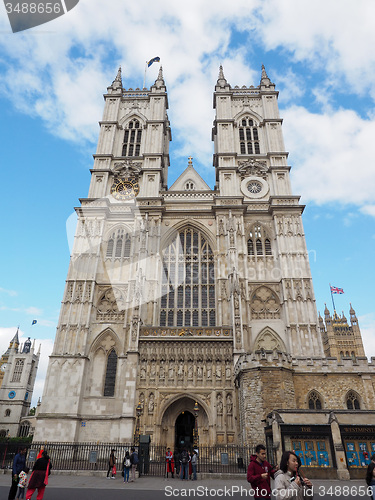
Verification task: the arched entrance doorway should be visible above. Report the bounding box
[175,411,194,449]
[159,395,210,448]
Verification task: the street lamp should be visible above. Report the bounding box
[134,402,143,446]
[193,401,199,448]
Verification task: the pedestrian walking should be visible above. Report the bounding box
[191,450,198,480]
[122,451,131,483]
[130,447,139,482]
[8,447,27,500]
[273,451,313,500]
[16,467,30,499]
[180,448,189,480]
[247,444,277,500]
[174,449,180,477]
[106,449,116,479]
[25,450,51,500]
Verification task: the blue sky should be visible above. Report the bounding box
[0,0,374,405]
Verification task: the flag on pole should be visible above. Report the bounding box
[330,286,344,294]
[147,56,160,67]
[32,319,37,325]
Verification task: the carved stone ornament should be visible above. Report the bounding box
[250,286,281,319]
[238,159,268,180]
[112,160,142,179]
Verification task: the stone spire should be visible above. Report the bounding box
[154,65,165,88]
[111,66,123,91]
[260,64,274,88]
[217,65,227,87]
[4,328,20,355]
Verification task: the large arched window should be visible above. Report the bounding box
[346,390,361,410]
[308,390,322,410]
[247,225,272,256]
[122,119,142,157]
[11,359,24,383]
[239,116,260,155]
[160,228,215,327]
[106,228,131,260]
[104,349,118,397]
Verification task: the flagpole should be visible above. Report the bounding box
[143,61,147,89]
[329,283,336,311]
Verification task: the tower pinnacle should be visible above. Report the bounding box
[260,64,274,88]
[111,66,123,91]
[154,65,165,88]
[216,65,228,88]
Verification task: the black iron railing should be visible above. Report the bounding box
[0,441,255,476]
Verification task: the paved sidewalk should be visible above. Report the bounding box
[0,471,365,490]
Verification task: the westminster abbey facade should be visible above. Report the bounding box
[35,65,375,479]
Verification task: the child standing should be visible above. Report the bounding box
[17,466,30,499]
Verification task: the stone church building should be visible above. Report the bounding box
[0,330,40,437]
[34,65,375,478]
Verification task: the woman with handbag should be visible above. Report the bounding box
[25,451,52,500]
[107,449,116,479]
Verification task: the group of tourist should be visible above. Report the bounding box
[8,447,51,500]
[106,447,139,482]
[165,447,198,480]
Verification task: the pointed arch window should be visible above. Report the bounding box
[239,117,260,155]
[308,390,322,410]
[18,421,31,437]
[122,119,142,157]
[160,228,215,327]
[185,181,195,191]
[247,225,272,257]
[346,391,361,410]
[104,349,117,397]
[105,229,131,260]
[11,359,24,383]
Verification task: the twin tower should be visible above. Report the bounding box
[33,65,374,479]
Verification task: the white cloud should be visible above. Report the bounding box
[358,313,375,359]
[0,287,17,297]
[361,205,375,217]
[283,106,375,210]
[25,307,43,316]
[254,0,375,96]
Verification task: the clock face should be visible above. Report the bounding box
[111,177,140,200]
[247,181,262,194]
[8,391,16,399]
[0,363,7,372]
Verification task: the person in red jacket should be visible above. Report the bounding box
[247,444,277,500]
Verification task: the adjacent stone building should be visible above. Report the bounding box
[0,330,40,437]
[34,65,375,478]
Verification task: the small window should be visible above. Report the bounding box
[247,239,254,255]
[185,181,195,191]
[308,391,322,410]
[346,391,361,410]
[5,409,11,417]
